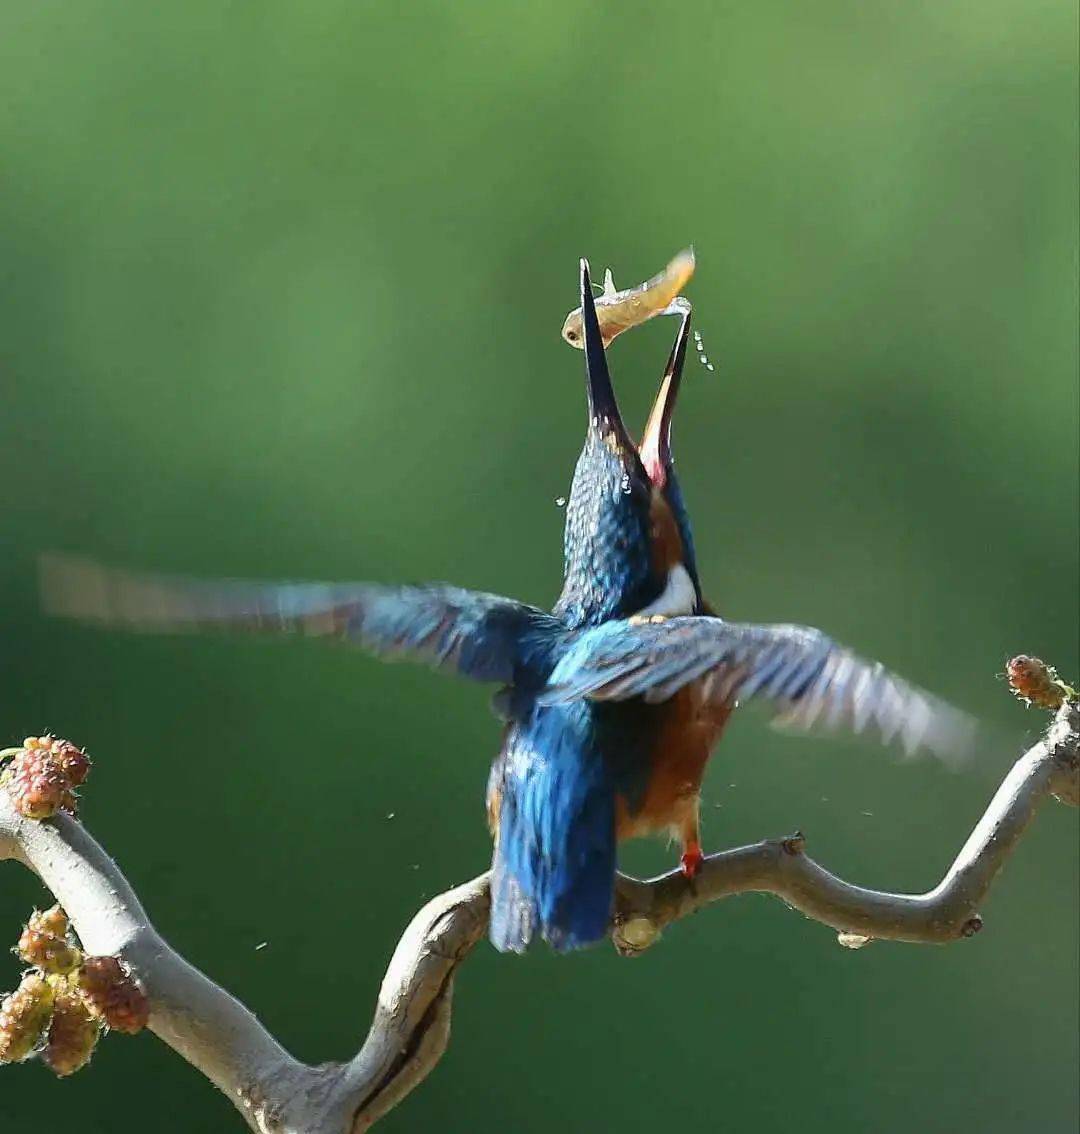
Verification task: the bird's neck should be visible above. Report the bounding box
[554,438,656,628]
[631,487,699,619]
[554,442,703,628]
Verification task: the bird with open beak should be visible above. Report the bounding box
[39,258,975,952]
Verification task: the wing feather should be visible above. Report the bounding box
[39,552,558,685]
[540,616,974,764]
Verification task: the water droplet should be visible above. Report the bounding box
[555,496,567,508]
[693,327,717,371]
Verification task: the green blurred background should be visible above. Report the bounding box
[1,2,1077,1131]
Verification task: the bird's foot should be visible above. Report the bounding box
[679,844,704,880]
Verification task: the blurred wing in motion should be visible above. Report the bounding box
[39,552,559,685]
[539,616,976,765]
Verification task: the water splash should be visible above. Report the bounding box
[692,328,716,372]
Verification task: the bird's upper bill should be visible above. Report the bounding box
[579,257,690,490]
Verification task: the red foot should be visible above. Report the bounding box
[680,844,704,879]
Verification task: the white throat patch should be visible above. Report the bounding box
[631,563,697,619]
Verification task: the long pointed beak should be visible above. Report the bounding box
[639,299,692,487]
[580,258,625,432]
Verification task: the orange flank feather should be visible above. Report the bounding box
[615,486,726,869]
[615,686,731,861]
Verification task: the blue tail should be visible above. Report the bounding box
[489,703,615,953]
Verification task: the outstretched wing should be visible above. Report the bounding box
[539,616,975,764]
[39,552,559,685]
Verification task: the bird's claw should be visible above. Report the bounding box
[680,844,704,880]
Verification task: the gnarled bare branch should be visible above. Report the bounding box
[1,702,1076,1132]
[613,700,1079,953]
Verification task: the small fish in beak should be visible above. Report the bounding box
[561,247,695,349]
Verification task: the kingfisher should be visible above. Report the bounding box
[40,259,973,952]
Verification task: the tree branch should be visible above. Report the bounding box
[613,700,1079,953]
[1,702,1076,1131]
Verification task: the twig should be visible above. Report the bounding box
[1,703,1076,1131]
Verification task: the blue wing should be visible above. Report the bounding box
[39,552,560,685]
[538,616,975,764]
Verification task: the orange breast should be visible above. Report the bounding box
[615,687,730,841]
